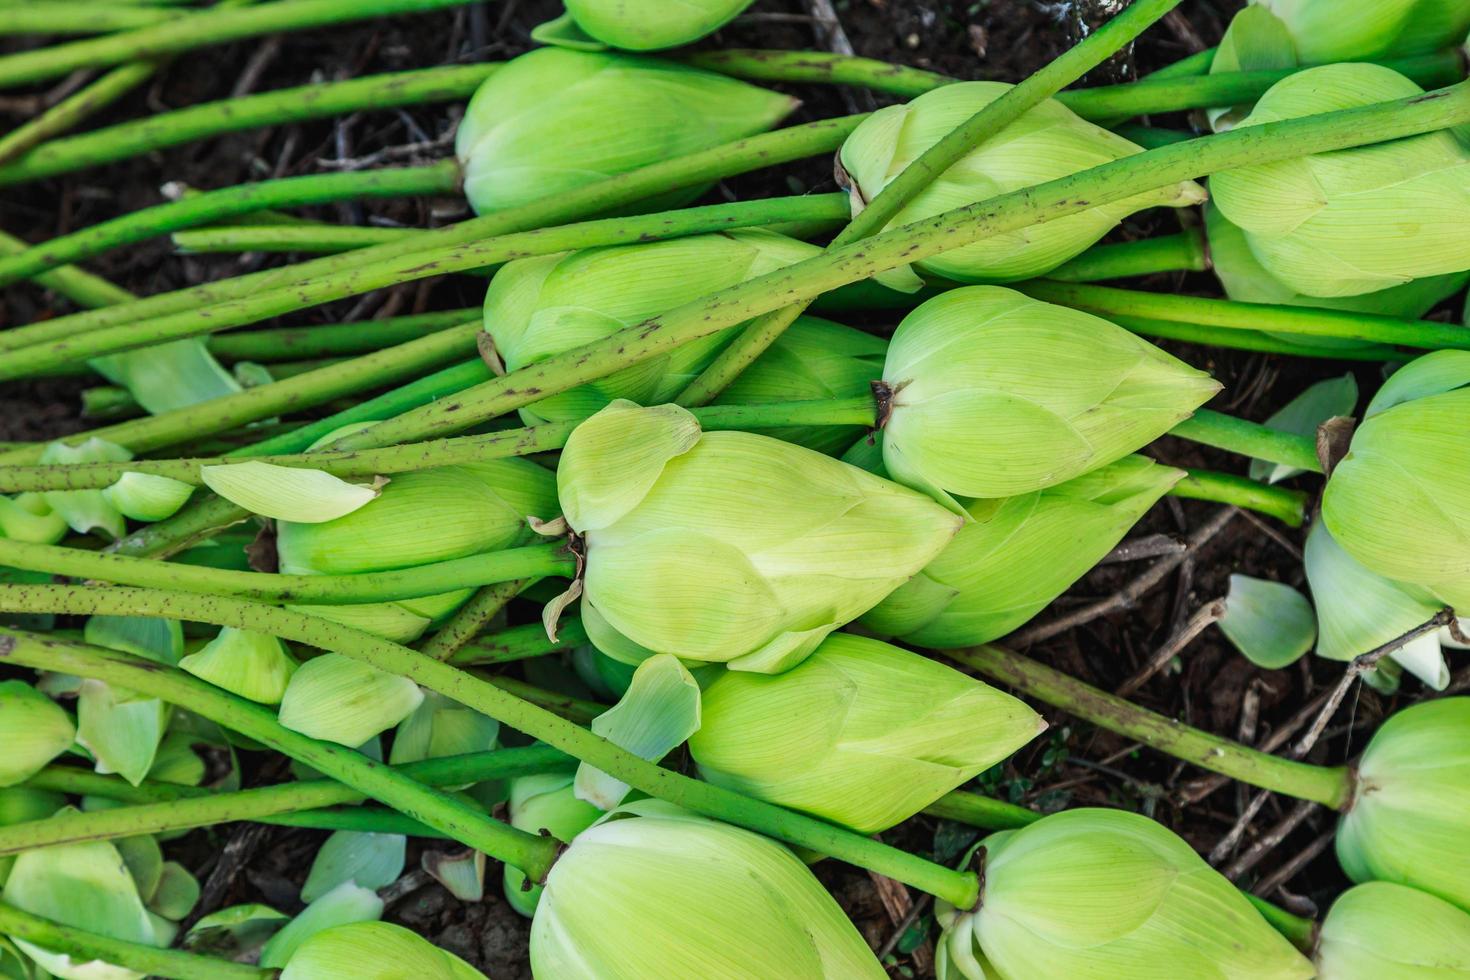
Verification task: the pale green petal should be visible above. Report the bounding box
[280,921,486,980]
[39,438,132,540]
[84,615,183,667]
[277,655,424,747]
[0,681,75,787]
[76,680,168,787]
[100,473,194,523]
[387,692,499,770]
[576,654,700,809]
[147,862,200,921]
[1218,574,1317,670]
[0,493,68,544]
[259,882,383,970]
[179,628,298,705]
[558,401,701,532]
[201,461,382,523]
[300,832,406,904]
[503,773,601,917]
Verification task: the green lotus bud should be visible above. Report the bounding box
[276,436,558,642]
[281,922,485,980]
[936,809,1314,979]
[838,82,1205,284]
[530,801,885,977]
[0,493,67,544]
[863,456,1182,646]
[547,0,754,51]
[455,48,796,214]
[1211,64,1470,299]
[178,628,298,705]
[712,315,887,455]
[1219,0,1470,70]
[559,401,960,673]
[1337,697,1470,909]
[502,772,602,917]
[879,287,1218,504]
[1316,881,1470,978]
[483,230,821,426]
[0,681,75,787]
[1322,352,1470,608]
[688,634,1041,832]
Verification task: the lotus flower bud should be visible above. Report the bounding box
[282,922,486,980]
[558,401,960,673]
[0,681,76,787]
[1321,352,1470,609]
[1217,0,1470,71]
[502,772,602,917]
[864,456,1182,646]
[1316,881,1470,978]
[455,48,796,214]
[483,230,821,425]
[276,435,558,642]
[547,0,753,50]
[1211,64,1470,299]
[879,287,1218,504]
[935,809,1314,979]
[688,634,1041,832]
[530,801,885,977]
[838,82,1205,284]
[1337,697,1470,909]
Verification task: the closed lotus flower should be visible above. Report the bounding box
[863,455,1182,646]
[456,48,795,214]
[530,801,885,978]
[838,81,1204,284]
[558,401,960,673]
[281,922,486,980]
[689,633,1042,832]
[879,286,1218,505]
[1315,882,1470,979]
[935,809,1314,979]
[1211,64,1470,298]
[550,0,754,50]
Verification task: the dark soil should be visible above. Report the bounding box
[4,2,1459,977]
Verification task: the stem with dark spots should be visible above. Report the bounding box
[450,617,590,666]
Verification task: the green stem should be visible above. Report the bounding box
[207,308,475,361]
[1246,895,1319,954]
[1115,314,1408,361]
[0,0,482,89]
[0,194,849,375]
[450,617,590,666]
[0,626,560,877]
[682,49,957,97]
[1018,279,1470,350]
[483,675,605,727]
[0,587,980,907]
[942,645,1354,810]
[1172,468,1307,526]
[1170,408,1321,473]
[0,901,267,980]
[0,63,156,165]
[416,580,527,661]
[346,79,1470,452]
[0,229,132,308]
[676,0,1185,407]
[919,790,1040,830]
[1115,124,1195,147]
[0,397,881,489]
[0,64,497,187]
[0,539,576,604]
[8,746,571,853]
[174,223,411,254]
[0,321,482,464]
[1145,45,1216,80]
[0,3,182,33]
[0,160,461,290]
[1047,227,1208,281]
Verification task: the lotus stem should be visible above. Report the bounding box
[416,581,527,660]
[0,586,982,907]
[7,746,571,854]
[1115,314,1407,361]
[449,617,591,666]
[0,228,132,308]
[0,901,268,980]
[683,49,958,97]
[0,64,498,187]
[0,63,157,165]
[0,3,183,34]
[1169,409,1321,473]
[1048,228,1208,281]
[0,626,561,878]
[1173,468,1308,526]
[0,0,487,89]
[942,644,1355,810]
[1018,279,1470,350]
[207,309,475,361]
[919,790,1041,829]
[1245,895,1319,953]
[0,160,461,287]
[174,223,413,254]
[677,0,1187,407]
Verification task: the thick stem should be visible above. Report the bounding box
[0,0,483,89]
[1172,468,1307,526]
[174,223,412,254]
[683,49,957,97]
[1245,895,1319,954]
[1170,409,1321,473]
[0,64,497,186]
[208,308,474,361]
[0,3,182,34]
[346,80,1470,451]
[0,587,980,907]
[0,539,576,604]
[0,627,560,877]
[1018,280,1470,350]
[0,228,132,308]
[9,746,571,853]
[0,322,482,464]
[0,63,156,165]
[942,645,1354,810]
[450,617,590,666]
[0,902,267,980]
[0,160,461,290]
[416,580,527,661]
[1047,228,1208,281]
[920,790,1040,830]
[676,0,1185,407]
[0,195,849,375]
[1114,314,1407,361]
[0,397,881,489]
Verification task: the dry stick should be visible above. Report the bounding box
[1222,798,1320,880]
[1099,533,1186,565]
[1114,597,1227,697]
[1011,507,1236,646]
[1252,830,1335,898]
[674,0,1186,406]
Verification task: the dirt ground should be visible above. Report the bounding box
[4,2,1460,976]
